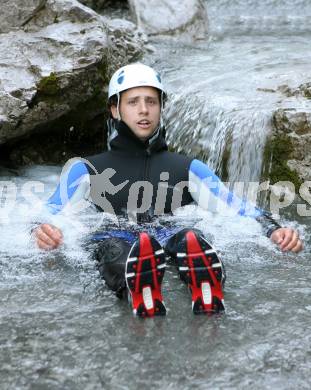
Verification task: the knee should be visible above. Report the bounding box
[94,238,130,295]
[94,238,130,264]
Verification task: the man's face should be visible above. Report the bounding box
[111,86,161,141]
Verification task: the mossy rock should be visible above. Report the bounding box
[263,134,303,191]
[37,72,60,96]
[97,60,111,86]
[300,83,311,99]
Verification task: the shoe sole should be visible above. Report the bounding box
[125,232,166,317]
[177,231,225,314]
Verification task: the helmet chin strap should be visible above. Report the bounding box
[147,125,161,145]
[106,118,118,150]
[160,90,164,128]
[116,92,122,121]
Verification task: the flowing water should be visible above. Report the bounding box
[1,1,311,389]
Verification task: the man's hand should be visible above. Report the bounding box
[270,228,303,253]
[34,224,63,251]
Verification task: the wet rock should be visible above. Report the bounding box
[276,84,293,97]
[0,0,45,33]
[277,82,311,99]
[128,0,208,40]
[273,109,311,136]
[0,0,145,164]
[256,88,276,93]
[263,108,311,184]
[107,18,148,67]
[299,83,311,99]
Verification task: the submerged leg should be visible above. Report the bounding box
[93,237,131,299]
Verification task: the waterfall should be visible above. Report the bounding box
[165,95,271,183]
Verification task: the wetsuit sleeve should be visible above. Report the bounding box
[45,159,90,216]
[188,159,281,237]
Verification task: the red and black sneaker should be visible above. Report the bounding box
[125,232,166,317]
[176,231,225,314]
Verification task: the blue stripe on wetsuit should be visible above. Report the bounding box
[46,160,89,214]
[92,230,137,244]
[189,159,263,218]
[92,226,181,246]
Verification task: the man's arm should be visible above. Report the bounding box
[188,159,303,253]
[33,158,90,250]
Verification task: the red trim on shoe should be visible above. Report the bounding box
[126,232,166,317]
[184,231,224,314]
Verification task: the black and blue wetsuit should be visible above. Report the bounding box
[43,120,281,294]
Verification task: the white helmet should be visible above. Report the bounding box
[108,63,166,100]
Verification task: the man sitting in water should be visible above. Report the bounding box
[33,63,303,317]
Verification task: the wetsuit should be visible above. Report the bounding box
[42,120,281,295]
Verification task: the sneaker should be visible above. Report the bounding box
[176,231,225,314]
[125,232,166,317]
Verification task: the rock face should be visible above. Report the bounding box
[0,0,45,33]
[266,83,311,187]
[0,0,145,165]
[260,82,311,187]
[271,107,311,182]
[128,0,208,40]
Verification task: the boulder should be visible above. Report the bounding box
[0,0,146,164]
[261,106,311,190]
[271,108,311,182]
[128,0,208,40]
[258,81,311,186]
